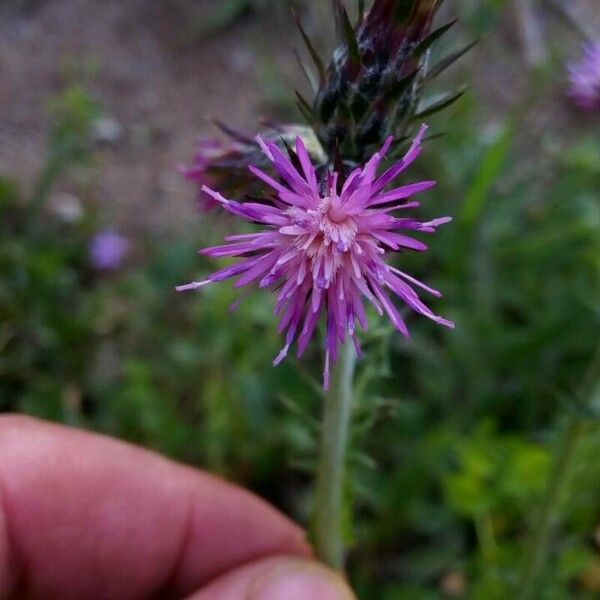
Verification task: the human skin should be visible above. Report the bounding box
[0,415,354,599]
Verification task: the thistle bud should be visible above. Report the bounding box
[181,125,325,211]
[303,0,469,163]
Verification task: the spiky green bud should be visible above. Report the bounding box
[298,0,470,164]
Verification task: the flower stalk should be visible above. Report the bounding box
[312,341,357,570]
[518,348,599,599]
[178,0,468,576]
[516,416,588,600]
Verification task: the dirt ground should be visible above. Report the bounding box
[0,0,303,230]
[0,0,596,231]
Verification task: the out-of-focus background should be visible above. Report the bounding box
[1,1,599,597]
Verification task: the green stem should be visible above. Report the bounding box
[514,0,547,68]
[517,416,588,600]
[548,0,596,42]
[475,513,498,560]
[312,341,357,570]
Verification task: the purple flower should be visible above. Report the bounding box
[181,127,326,213]
[568,42,600,112]
[180,138,253,211]
[178,125,454,388]
[89,230,130,270]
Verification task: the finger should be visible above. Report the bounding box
[187,556,355,600]
[0,415,310,600]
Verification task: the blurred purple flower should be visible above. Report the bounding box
[178,124,453,388]
[89,230,130,270]
[568,42,600,111]
[180,127,327,212]
[180,138,258,212]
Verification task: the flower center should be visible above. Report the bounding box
[326,202,347,224]
[317,196,357,252]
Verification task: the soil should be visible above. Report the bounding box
[0,0,303,230]
[0,0,596,231]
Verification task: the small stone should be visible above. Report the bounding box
[229,46,254,73]
[48,192,84,223]
[92,116,124,145]
[440,571,466,597]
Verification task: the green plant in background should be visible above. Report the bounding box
[0,83,100,421]
[30,84,101,218]
[184,0,293,40]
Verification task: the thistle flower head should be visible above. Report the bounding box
[181,126,327,211]
[178,125,453,388]
[305,0,468,163]
[568,42,600,112]
[180,137,258,211]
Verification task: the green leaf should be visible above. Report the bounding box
[292,9,325,81]
[212,119,254,144]
[434,0,448,13]
[383,69,420,105]
[0,177,19,209]
[281,138,305,177]
[460,123,513,226]
[184,0,252,39]
[333,0,361,65]
[427,40,478,80]
[390,0,414,23]
[357,0,365,23]
[412,19,457,57]
[295,90,317,125]
[293,48,319,93]
[410,87,466,120]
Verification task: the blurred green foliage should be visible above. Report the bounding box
[184,0,294,41]
[1,4,600,599]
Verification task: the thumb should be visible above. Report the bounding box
[188,556,356,600]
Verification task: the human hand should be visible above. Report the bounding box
[0,415,354,599]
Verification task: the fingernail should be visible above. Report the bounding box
[249,559,355,600]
